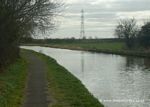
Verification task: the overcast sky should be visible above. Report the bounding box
[49,0,150,39]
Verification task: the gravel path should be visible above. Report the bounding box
[22,51,49,107]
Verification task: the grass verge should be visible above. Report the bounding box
[47,41,125,51]
[0,57,27,107]
[46,43,150,58]
[25,41,150,58]
[29,50,104,107]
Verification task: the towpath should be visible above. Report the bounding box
[22,51,50,107]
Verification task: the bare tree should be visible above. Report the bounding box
[0,0,63,70]
[115,18,139,48]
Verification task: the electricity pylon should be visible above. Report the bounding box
[80,9,85,39]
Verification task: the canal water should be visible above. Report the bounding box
[21,46,150,107]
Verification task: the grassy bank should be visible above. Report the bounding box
[0,58,27,107]
[23,38,125,51]
[46,41,125,51]
[24,39,150,57]
[30,50,104,107]
[46,43,150,57]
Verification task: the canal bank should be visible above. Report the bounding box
[22,44,150,58]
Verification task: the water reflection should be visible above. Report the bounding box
[21,46,150,107]
[125,56,150,71]
[80,51,85,79]
[143,59,150,71]
[81,51,85,73]
[125,57,145,71]
[117,56,150,107]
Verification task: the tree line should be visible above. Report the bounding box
[0,0,61,70]
[115,18,150,49]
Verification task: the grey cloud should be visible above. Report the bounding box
[52,0,150,38]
